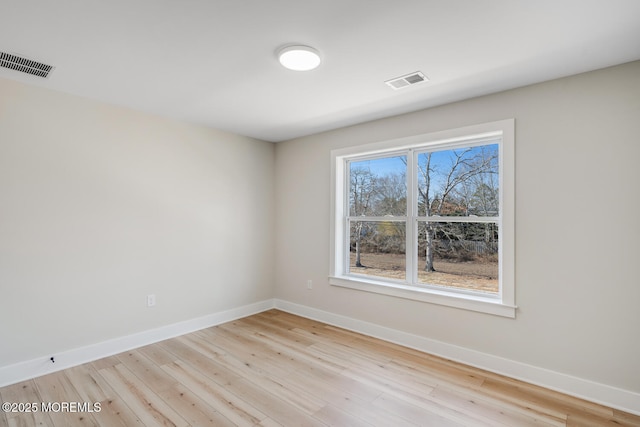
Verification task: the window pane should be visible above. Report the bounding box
[349,155,406,216]
[417,144,499,217]
[349,221,406,281]
[418,221,498,294]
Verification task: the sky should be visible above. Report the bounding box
[350,144,499,183]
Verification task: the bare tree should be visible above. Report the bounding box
[374,172,406,254]
[418,146,498,271]
[417,152,437,271]
[375,173,406,216]
[350,167,377,267]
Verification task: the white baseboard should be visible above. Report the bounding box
[274,299,640,416]
[0,299,275,387]
[2,297,638,416]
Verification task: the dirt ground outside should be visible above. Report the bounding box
[349,252,498,294]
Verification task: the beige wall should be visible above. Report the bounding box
[0,78,275,366]
[275,61,640,393]
[1,60,639,397]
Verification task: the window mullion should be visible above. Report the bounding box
[347,216,407,222]
[406,149,417,285]
[417,216,500,223]
[342,163,350,275]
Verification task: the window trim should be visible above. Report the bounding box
[329,119,516,318]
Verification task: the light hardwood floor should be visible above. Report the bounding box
[1,309,638,426]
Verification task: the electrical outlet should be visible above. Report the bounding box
[147,294,156,307]
[306,280,313,290]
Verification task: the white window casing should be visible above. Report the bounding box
[330,119,516,318]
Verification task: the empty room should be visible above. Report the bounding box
[1,1,639,425]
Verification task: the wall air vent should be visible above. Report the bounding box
[385,71,428,90]
[0,51,54,78]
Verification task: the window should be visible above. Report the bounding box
[330,120,515,317]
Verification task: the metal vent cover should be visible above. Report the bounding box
[0,51,54,78]
[385,71,428,90]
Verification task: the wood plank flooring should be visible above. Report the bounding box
[1,309,638,426]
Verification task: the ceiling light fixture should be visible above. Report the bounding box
[277,45,321,71]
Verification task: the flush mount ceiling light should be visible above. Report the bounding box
[277,45,321,71]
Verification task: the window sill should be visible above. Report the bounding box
[329,275,516,318]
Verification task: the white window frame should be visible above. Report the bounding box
[330,119,516,318]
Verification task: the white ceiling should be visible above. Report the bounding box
[2,0,640,142]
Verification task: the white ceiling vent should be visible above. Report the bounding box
[0,51,54,78]
[385,71,428,90]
